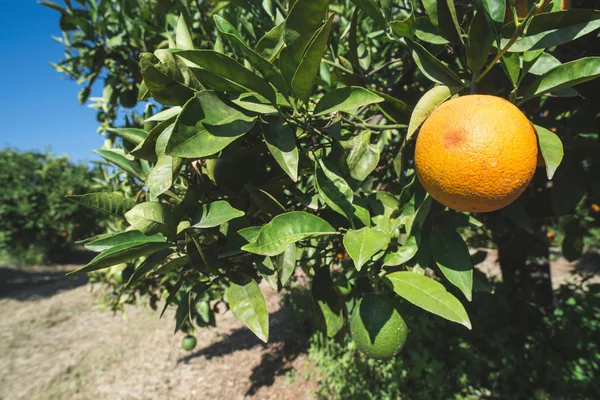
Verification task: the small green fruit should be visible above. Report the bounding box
[181,335,197,351]
[349,293,408,360]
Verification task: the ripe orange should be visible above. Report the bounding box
[414,95,538,213]
[591,204,600,213]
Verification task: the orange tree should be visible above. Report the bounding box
[47,0,600,355]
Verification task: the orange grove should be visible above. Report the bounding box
[414,95,538,213]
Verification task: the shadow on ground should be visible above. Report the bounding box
[0,266,88,300]
[179,306,310,396]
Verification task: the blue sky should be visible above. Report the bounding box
[0,1,104,163]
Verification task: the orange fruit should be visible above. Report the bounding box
[414,95,538,213]
[591,204,600,213]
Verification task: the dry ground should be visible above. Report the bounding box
[0,250,597,400]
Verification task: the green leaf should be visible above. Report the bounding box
[406,39,463,87]
[160,275,186,318]
[144,107,182,123]
[534,124,564,180]
[422,0,463,44]
[219,226,262,258]
[94,149,144,178]
[343,227,390,271]
[313,87,384,116]
[148,124,182,201]
[105,128,148,146]
[125,202,176,236]
[481,0,505,27]
[384,271,471,329]
[173,49,276,104]
[406,194,432,235]
[130,119,175,162]
[257,255,278,290]
[85,230,166,252]
[153,255,190,276]
[68,242,170,275]
[213,15,288,96]
[191,200,245,229]
[407,85,455,140]
[291,15,334,104]
[501,52,521,87]
[280,0,329,86]
[503,10,600,53]
[430,229,473,301]
[175,15,194,50]
[256,21,285,62]
[316,158,355,223]
[312,266,344,338]
[245,184,287,217]
[349,0,385,27]
[66,192,135,219]
[528,52,562,76]
[520,57,600,103]
[261,118,299,182]
[139,52,196,106]
[276,244,297,288]
[466,10,494,76]
[242,211,336,256]
[166,91,256,158]
[415,16,449,44]
[383,234,420,267]
[226,274,269,342]
[336,130,381,187]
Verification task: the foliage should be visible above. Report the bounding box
[46,0,600,362]
[304,282,600,400]
[0,149,105,266]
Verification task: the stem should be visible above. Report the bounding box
[345,120,407,130]
[474,34,519,84]
[321,58,359,77]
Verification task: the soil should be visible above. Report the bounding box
[0,250,597,400]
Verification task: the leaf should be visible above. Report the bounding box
[501,52,521,87]
[534,124,564,180]
[407,85,456,140]
[84,230,166,252]
[276,244,297,288]
[313,87,384,116]
[66,192,135,219]
[422,0,463,44]
[191,200,245,229]
[467,10,495,75]
[148,124,182,201]
[213,15,288,96]
[312,266,344,338]
[153,255,190,276]
[125,202,176,236]
[175,15,194,50]
[68,242,170,275]
[481,0,505,27]
[316,158,355,223]
[503,10,600,53]
[166,91,256,158]
[256,21,285,62]
[226,274,269,342]
[172,49,277,104]
[337,130,380,187]
[261,118,299,182]
[219,226,262,258]
[257,255,278,290]
[406,39,463,87]
[245,184,286,217]
[430,229,473,301]
[291,15,334,103]
[279,0,329,85]
[383,234,420,267]
[94,149,144,178]
[130,119,175,162]
[415,16,449,45]
[242,211,336,256]
[105,128,148,146]
[520,57,600,103]
[406,194,432,235]
[144,107,182,122]
[384,271,471,329]
[349,0,385,27]
[343,227,390,271]
[139,52,196,106]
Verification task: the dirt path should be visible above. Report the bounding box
[0,267,316,400]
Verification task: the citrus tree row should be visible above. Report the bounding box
[48,0,600,358]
